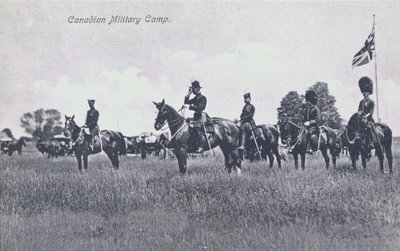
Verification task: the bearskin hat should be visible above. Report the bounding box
[305,90,318,105]
[358,76,373,94]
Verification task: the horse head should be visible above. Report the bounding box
[153,99,168,130]
[64,115,80,139]
[18,137,26,147]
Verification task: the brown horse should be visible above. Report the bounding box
[153,100,241,174]
[7,137,26,156]
[64,115,126,170]
[278,119,339,169]
[344,113,393,173]
[244,124,282,168]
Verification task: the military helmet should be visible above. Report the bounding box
[87,99,95,104]
[358,76,373,94]
[277,107,284,114]
[243,92,251,99]
[305,90,318,105]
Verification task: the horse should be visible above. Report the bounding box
[344,113,392,173]
[153,99,241,174]
[64,115,126,170]
[7,137,26,156]
[278,119,339,169]
[243,124,282,168]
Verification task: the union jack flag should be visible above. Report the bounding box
[352,27,375,68]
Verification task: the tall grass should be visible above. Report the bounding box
[1,143,400,250]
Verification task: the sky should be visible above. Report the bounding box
[1,1,400,137]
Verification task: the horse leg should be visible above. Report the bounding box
[361,151,367,171]
[350,151,357,171]
[220,146,232,172]
[231,148,242,176]
[321,148,330,169]
[267,151,274,168]
[385,145,393,174]
[293,153,299,170]
[76,154,82,171]
[331,148,337,168]
[83,154,88,170]
[175,147,187,174]
[272,146,282,168]
[301,152,306,170]
[375,145,384,173]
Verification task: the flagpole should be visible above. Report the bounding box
[373,14,380,122]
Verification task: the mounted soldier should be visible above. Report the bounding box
[303,90,320,154]
[83,99,99,151]
[238,92,265,151]
[183,80,207,153]
[357,76,376,157]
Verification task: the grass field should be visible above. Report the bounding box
[1,142,400,250]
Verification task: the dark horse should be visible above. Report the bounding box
[7,137,26,156]
[64,115,126,170]
[153,100,241,174]
[244,124,282,168]
[278,120,340,169]
[344,113,392,173]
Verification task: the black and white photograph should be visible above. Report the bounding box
[1,1,399,250]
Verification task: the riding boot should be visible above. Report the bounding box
[238,132,246,150]
[89,137,94,152]
[306,134,314,154]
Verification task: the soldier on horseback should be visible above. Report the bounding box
[238,92,265,151]
[184,80,207,153]
[303,90,320,154]
[83,99,99,152]
[357,76,376,157]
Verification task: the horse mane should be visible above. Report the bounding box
[347,113,359,129]
[164,104,182,118]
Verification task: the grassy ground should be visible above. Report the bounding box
[1,143,400,250]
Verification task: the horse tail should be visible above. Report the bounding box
[380,123,392,151]
[117,132,127,155]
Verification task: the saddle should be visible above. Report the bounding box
[187,112,215,133]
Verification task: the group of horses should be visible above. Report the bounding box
[61,100,393,175]
[36,138,72,158]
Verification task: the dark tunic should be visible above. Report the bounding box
[184,93,207,124]
[85,109,99,135]
[358,98,375,121]
[240,103,256,131]
[303,105,320,134]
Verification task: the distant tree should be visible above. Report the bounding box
[20,109,63,140]
[279,91,306,124]
[308,82,343,129]
[1,128,15,140]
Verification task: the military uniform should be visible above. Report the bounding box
[240,102,256,132]
[184,92,207,127]
[85,108,99,137]
[238,92,263,150]
[184,81,207,152]
[85,99,99,151]
[358,76,377,150]
[304,90,320,153]
[303,105,320,134]
[358,97,375,123]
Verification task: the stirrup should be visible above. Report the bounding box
[238,145,245,150]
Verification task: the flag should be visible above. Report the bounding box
[352,27,375,68]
